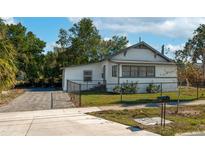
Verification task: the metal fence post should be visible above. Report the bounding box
[67,80,68,92]
[161,103,163,126]
[73,83,76,103]
[160,82,163,97]
[176,82,180,113]
[51,92,53,109]
[120,83,122,103]
[197,82,199,99]
[79,84,81,107]
[164,102,166,127]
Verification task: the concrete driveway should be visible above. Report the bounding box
[0,107,158,136]
[0,88,74,112]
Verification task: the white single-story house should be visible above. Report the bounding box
[62,41,178,93]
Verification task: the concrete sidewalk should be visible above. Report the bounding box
[99,99,205,111]
[0,107,158,136]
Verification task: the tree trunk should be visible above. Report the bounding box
[186,78,190,87]
[202,52,205,82]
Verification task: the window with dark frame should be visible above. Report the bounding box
[131,65,138,77]
[112,65,118,77]
[138,66,146,77]
[122,65,130,77]
[122,65,155,77]
[83,70,92,81]
[146,66,155,77]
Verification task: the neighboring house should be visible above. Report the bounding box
[62,41,178,92]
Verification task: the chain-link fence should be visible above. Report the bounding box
[67,80,205,107]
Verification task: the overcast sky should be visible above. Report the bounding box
[2,17,205,58]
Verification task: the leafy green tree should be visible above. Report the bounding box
[43,51,60,83]
[0,20,17,91]
[175,24,205,80]
[69,18,101,63]
[56,18,129,65]
[56,29,69,48]
[6,23,46,83]
[56,18,101,64]
[98,35,128,59]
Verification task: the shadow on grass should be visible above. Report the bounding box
[115,98,199,107]
[81,91,202,107]
[81,91,117,95]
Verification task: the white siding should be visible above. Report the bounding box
[62,62,103,91]
[106,64,178,92]
[156,65,177,77]
[107,78,178,93]
[106,61,119,84]
[112,48,167,62]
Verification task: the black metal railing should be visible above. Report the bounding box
[67,80,81,107]
[67,80,205,107]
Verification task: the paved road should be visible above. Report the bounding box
[0,88,74,112]
[0,107,158,136]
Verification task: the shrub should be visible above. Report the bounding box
[113,82,138,94]
[123,82,138,94]
[113,85,121,93]
[146,83,160,93]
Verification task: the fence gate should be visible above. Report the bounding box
[67,80,81,107]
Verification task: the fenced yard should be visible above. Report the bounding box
[81,86,205,106]
[67,80,205,107]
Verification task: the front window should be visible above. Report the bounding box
[122,65,155,78]
[138,66,146,77]
[83,70,92,81]
[130,66,138,77]
[122,65,130,77]
[146,66,155,77]
[112,65,118,77]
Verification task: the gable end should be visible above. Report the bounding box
[109,41,172,62]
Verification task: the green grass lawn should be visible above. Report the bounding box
[81,87,205,107]
[89,105,205,135]
[0,89,24,106]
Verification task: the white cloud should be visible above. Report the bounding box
[44,42,60,52]
[68,17,205,39]
[103,37,111,41]
[165,43,185,53]
[68,17,83,23]
[161,43,185,58]
[126,42,132,47]
[1,17,16,25]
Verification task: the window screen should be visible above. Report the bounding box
[121,65,155,77]
[130,66,138,77]
[112,65,117,77]
[83,70,92,81]
[122,65,130,77]
[146,66,155,77]
[138,66,146,77]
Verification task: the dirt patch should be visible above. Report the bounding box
[178,110,201,116]
[0,89,25,106]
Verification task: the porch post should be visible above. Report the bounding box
[117,63,120,85]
